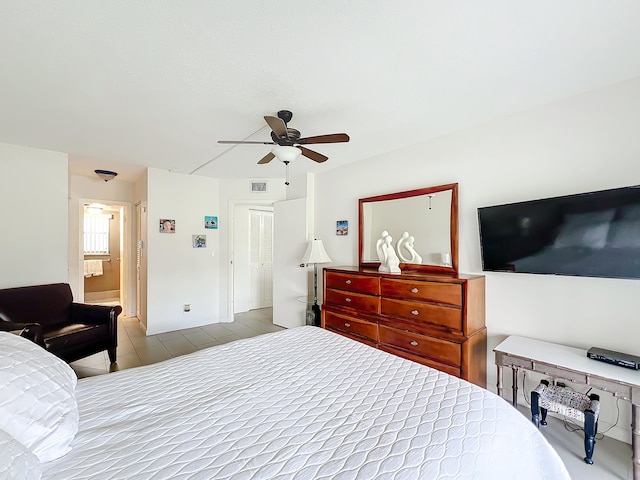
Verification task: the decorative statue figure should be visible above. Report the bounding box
[397,231,423,264]
[378,231,401,274]
[396,231,410,262]
[376,230,389,264]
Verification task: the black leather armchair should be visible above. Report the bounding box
[0,283,122,363]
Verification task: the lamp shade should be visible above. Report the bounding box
[300,239,332,265]
[272,146,302,163]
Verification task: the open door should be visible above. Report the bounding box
[272,198,309,329]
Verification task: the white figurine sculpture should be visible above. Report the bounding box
[396,231,423,264]
[377,230,401,274]
[376,230,389,264]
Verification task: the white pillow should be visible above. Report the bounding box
[0,332,79,462]
[0,429,42,480]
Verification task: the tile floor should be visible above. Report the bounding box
[70,307,282,378]
[518,404,632,480]
[71,307,632,479]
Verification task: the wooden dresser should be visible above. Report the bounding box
[322,266,487,387]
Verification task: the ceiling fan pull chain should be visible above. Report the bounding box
[284,161,290,186]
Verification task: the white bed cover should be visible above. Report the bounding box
[43,327,569,480]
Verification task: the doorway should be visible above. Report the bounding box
[78,199,131,315]
[248,208,273,310]
[229,202,275,320]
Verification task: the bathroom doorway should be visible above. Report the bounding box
[79,200,131,314]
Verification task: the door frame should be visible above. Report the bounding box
[227,200,275,322]
[77,198,133,316]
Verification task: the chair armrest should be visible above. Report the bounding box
[0,319,32,332]
[70,303,122,326]
[0,321,45,347]
[19,324,45,347]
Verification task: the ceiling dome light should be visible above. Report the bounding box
[95,169,118,182]
[271,146,301,163]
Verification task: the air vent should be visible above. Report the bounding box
[251,181,267,192]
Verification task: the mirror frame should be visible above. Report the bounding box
[358,183,459,274]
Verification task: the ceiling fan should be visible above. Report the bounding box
[217,110,350,165]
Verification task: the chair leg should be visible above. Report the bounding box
[584,409,597,465]
[532,380,550,427]
[531,390,541,428]
[108,347,116,364]
[540,407,548,426]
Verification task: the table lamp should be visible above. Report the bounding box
[300,239,332,326]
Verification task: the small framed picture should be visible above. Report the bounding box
[205,216,218,229]
[192,234,206,248]
[160,219,175,233]
[336,220,348,236]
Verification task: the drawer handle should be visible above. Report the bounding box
[345,280,352,284]
[345,298,352,303]
[411,288,419,293]
[344,323,351,328]
[411,310,419,316]
[410,341,419,346]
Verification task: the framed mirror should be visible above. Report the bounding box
[359,183,458,273]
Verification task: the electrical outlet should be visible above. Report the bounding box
[184,304,191,312]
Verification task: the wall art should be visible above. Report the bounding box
[192,234,206,248]
[160,218,175,233]
[205,216,218,229]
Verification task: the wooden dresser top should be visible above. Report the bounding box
[324,265,484,282]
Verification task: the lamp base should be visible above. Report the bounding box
[311,303,322,327]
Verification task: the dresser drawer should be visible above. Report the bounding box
[325,272,380,295]
[324,310,378,342]
[379,325,461,367]
[380,278,462,306]
[329,328,377,348]
[379,345,461,377]
[381,298,462,333]
[325,288,380,313]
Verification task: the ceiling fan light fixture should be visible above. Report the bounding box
[95,169,118,182]
[271,146,301,163]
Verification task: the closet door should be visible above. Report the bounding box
[249,210,273,309]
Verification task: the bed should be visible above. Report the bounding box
[1,327,569,480]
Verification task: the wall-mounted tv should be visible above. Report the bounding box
[478,186,640,280]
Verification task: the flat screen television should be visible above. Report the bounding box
[478,186,640,279]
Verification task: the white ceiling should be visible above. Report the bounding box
[1,1,640,182]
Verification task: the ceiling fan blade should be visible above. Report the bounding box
[257,152,276,164]
[218,140,275,145]
[296,133,350,145]
[299,146,328,163]
[264,116,288,138]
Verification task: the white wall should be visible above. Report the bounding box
[0,143,68,289]
[314,76,640,443]
[68,175,136,314]
[145,168,221,334]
